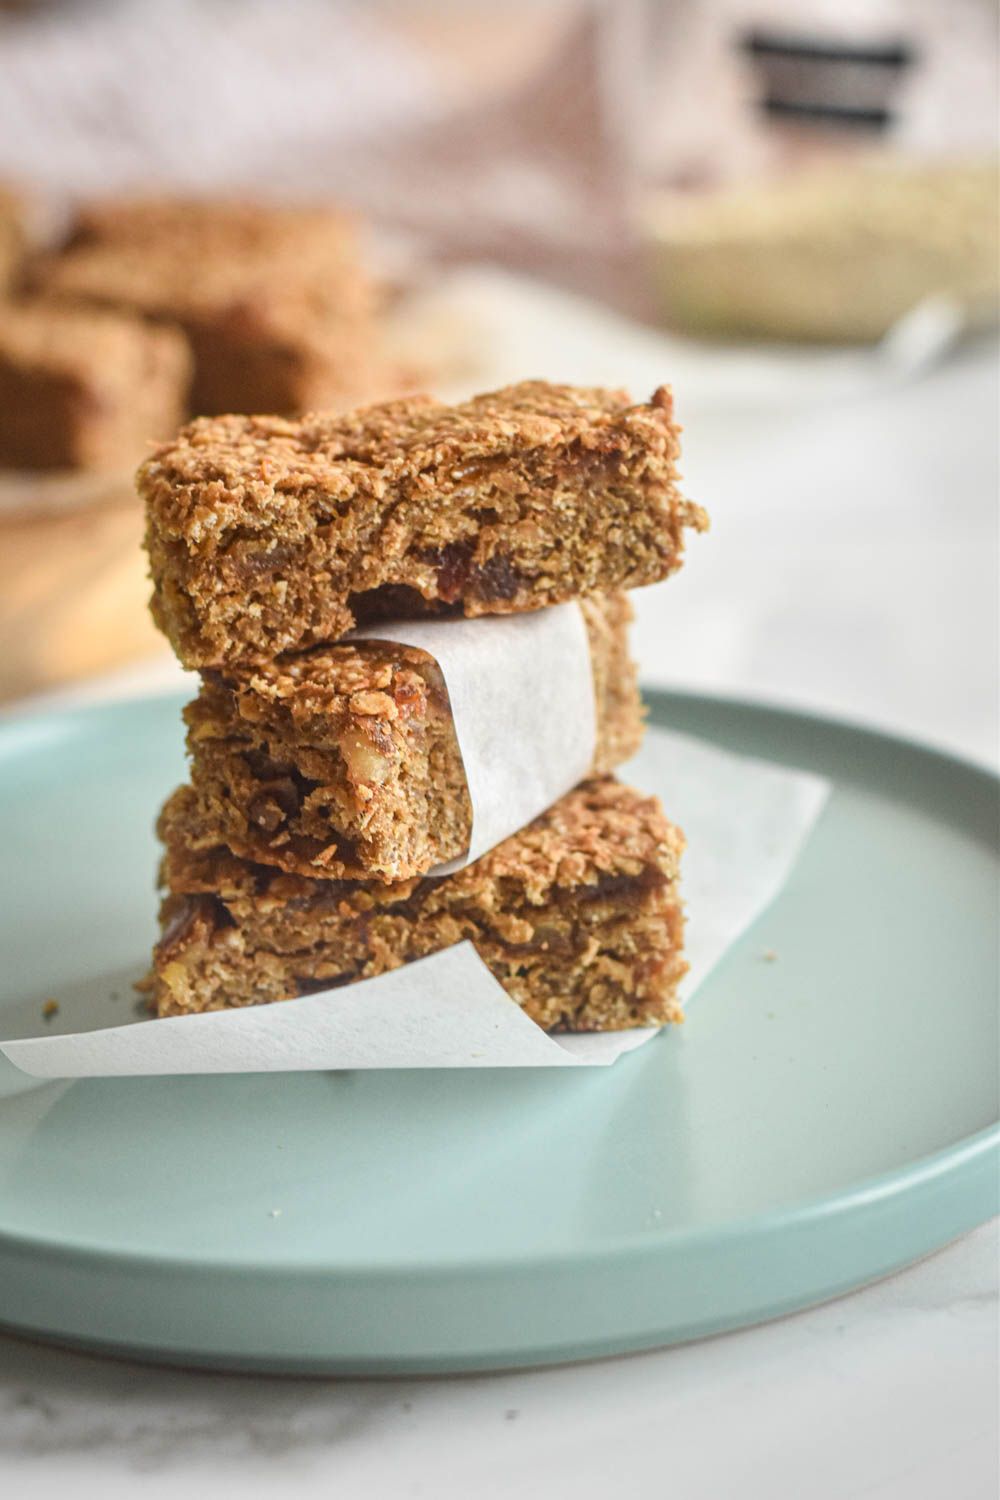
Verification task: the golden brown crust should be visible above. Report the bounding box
[146,776,687,1031]
[0,299,191,470]
[183,593,644,881]
[141,380,707,668]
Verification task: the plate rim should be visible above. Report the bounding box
[0,1117,995,1280]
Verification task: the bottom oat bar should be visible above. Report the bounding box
[145,777,687,1032]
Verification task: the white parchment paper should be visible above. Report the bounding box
[0,726,830,1078]
[366,604,596,872]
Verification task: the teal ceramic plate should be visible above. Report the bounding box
[0,690,996,1374]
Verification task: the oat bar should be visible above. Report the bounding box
[33,196,379,417]
[141,380,706,669]
[146,777,687,1032]
[0,301,190,471]
[0,185,27,291]
[184,593,643,881]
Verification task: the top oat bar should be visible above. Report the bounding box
[140,380,706,669]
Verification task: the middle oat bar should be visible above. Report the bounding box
[184,594,643,883]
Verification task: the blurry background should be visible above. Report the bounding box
[0,0,997,762]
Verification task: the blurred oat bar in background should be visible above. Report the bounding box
[0,300,190,470]
[32,196,383,416]
[0,183,28,291]
[0,188,398,704]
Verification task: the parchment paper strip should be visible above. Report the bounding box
[359,603,597,872]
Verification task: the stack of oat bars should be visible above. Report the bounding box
[139,381,708,1034]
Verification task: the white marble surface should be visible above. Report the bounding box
[0,1222,995,1500]
[0,317,997,1498]
[633,336,1000,770]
